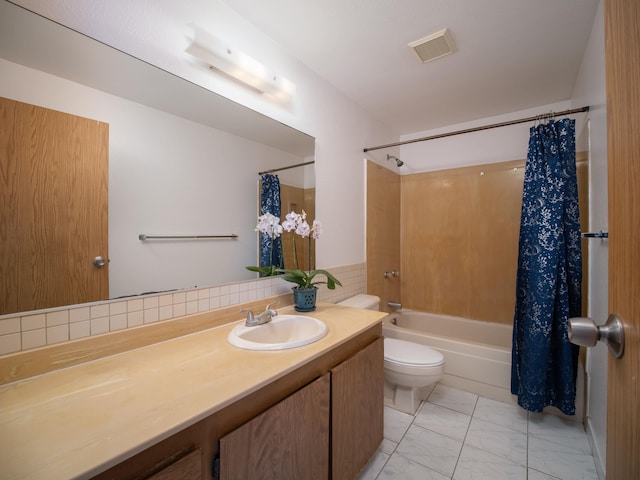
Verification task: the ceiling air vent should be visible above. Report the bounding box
[408,28,455,63]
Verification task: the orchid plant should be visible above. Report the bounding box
[249,212,283,277]
[247,210,342,290]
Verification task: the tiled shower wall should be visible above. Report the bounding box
[0,263,366,356]
[399,157,588,325]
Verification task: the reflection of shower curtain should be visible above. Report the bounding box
[260,174,284,272]
[511,118,582,415]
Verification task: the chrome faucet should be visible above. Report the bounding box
[242,302,278,327]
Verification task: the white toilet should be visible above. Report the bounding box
[337,294,445,414]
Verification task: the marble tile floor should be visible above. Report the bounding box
[357,384,599,480]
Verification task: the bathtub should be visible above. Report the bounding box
[382,310,585,418]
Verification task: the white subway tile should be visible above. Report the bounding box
[109,301,127,316]
[21,314,45,331]
[159,294,172,307]
[110,314,127,331]
[220,295,231,308]
[144,308,159,324]
[127,311,144,328]
[70,321,90,340]
[7,263,366,353]
[47,325,69,345]
[127,298,144,312]
[90,304,109,319]
[0,333,21,354]
[186,301,198,315]
[143,296,159,309]
[22,329,46,350]
[47,310,69,327]
[173,291,186,303]
[91,317,109,335]
[198,299,210,312]
[186,290,198,302]
[159,305,173,321]
[69,307,90,323]
[173,302,186,318]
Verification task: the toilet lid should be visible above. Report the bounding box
[384,338,444,366]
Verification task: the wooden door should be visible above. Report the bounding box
[219,373,330,479]
[331,337,384,480]
[605,0,640,477]
[0,97,109,315]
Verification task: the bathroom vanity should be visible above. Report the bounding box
[0,301,385,480]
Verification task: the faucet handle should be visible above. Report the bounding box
[240,309,255,322]
[263,301,277,312]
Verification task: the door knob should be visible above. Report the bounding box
[568,314,625,358]
[93,256,106,268]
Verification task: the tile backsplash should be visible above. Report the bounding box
[0,263,366,355]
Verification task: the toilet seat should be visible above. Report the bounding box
[384,338,444,367]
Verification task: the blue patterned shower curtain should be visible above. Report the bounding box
[259,174,284,272]
[511,118,582,415]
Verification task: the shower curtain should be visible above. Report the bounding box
[511,118,582,415]
[259,174,284,273]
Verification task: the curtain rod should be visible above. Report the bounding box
[363,106,590,153]
[259,160,314,175]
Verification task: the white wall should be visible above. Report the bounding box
[397,99,580,173]
[0,58,306,298]
[571,1,608,476]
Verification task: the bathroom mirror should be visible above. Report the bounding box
[0,2,315,315]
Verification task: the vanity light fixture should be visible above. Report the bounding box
[185,26,296,101]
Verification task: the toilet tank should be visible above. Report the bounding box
[337,294,380,311]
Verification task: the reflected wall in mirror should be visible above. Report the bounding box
[0,2,315,316]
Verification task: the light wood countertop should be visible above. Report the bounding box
[0,303,385,480]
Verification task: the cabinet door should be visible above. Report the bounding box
[219,373,330,480]
[331,337,384,480]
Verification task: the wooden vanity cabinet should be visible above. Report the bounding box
[218,336,383,480]
[92,421,205,480]
[331,337,384,480]
[92,324,382,480]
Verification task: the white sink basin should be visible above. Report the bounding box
[228,315,328,351]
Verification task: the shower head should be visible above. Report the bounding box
[387,154,404,167]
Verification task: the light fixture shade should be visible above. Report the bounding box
[186,26,295,100]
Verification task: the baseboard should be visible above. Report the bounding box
[585,417,606,480]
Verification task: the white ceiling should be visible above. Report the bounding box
[7,0,600,139]
[222,0,600,135]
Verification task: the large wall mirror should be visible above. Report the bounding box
[0,1,315,316]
